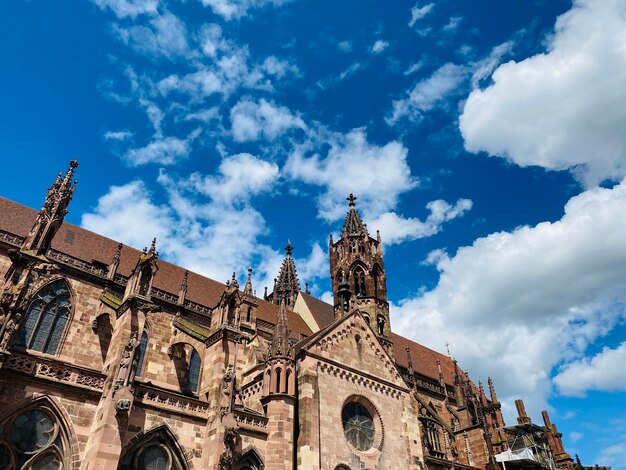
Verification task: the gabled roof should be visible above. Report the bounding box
[0,197,312,340]
[299,292,335,328]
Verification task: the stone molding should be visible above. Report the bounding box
[133,384,210,419]
[316,359,404,399]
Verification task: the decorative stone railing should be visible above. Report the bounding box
[133,384,210,419]
[0,230,24,247]
[233,408,268,432]
[47,249,108,277]
[3,352,105,391]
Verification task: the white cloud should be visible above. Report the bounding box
[471,40,515,88]
[388,62,466,124]
[284,128,417,221]
[404,60,424,76]
[368,199,472,245]
[370,40,389,54]
[184,153,280,203]
[460,0,626,187]
[597,435,626,469]
[569,431,583,443]
[555,342,626,397]
[125,133,196,166]
[81,181,174,250]
[392,181,626,419]
[442,16,462,33]
[91,0,158,18]
[104,130,133,141]
[200,0,292,21]
[408,3,434,28]
[230,98,306,142]
[115,11,189,59]
[338,40,353,53]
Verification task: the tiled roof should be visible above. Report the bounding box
[300,292,335,329]
[0,197,312,339]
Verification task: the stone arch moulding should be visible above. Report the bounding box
[118,424,191,470]
[236,444,264,470]
[0,394,81,470]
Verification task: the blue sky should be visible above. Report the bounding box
[2,0,626,465]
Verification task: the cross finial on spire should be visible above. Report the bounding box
[285,240,293,256]
[445,342,452,358]
[347,192,357,207]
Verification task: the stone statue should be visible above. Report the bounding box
[116,331,139,388]
[220,366,235,414]
[0,313,22,351]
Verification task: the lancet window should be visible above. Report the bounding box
[118,426,187,470]
[376,315,385,335]
[185,348,201,394]
[353,267,367,297]
[15,279,71,355]
[424,420,444,458]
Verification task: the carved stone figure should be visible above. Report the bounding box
[0,313,22,351]
[116,331,139,388]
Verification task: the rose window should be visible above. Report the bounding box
[342,402,375,451]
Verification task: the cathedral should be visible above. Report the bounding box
[0,161,575,470]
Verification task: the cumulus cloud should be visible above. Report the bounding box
[200,0,292,21]
[392,181,626,418]
[409,3,434,28]
[460,0,626,187]
[368,199,473,245]
[125,132,198,166]
[184,153,280,203]
[388,63,466,124]
[370,40,389,54]
[91,0,158,18]
[230,98,306,142]
[284,128,417,221]
[555,342,626,397]
[114,11,189,59]
[104,130,133,141]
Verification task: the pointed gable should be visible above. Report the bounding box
[298,310,407,390]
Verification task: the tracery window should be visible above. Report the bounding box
[15,280,71,355]
[424,420,444,458]
[342,402,375,451]
[353,267,366,297]
[118,428,187,470]
[0,407,68,469]
[135,331,149,377]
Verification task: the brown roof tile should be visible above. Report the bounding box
[300,292,335,329]
[0,197,312,339]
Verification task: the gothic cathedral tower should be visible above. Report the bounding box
[329,194,393,354]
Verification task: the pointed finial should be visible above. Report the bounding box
[181,270,189,289]
[305,282,310,295]
[329,233,334,245]
[149,237,157,254]
[285,240,293,256]
[445,341,452,358]
[264,286,268,300]
[347,192,357,207]
[488,376,498,402]
[244,266,253,296]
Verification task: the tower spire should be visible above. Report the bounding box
[22,160,79,255]
[272,241,300,307]
[269,299,292,358]
[341,193,367,236]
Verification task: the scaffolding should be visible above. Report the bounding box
[495,423,557,470]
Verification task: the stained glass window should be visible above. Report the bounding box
[0,407,66,469]
[135,331,149,377]
[139,446,169,470]
[342,402,375,451]
[185,348,201,394]
[15,280,71,355]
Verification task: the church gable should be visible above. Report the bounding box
[299,311,407,389]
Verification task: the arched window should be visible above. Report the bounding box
[118,426,187,470]
[186,348,201,394]
[372,267,380,297]
[135,331,149,377]
[424,420,444,458]
[237,447,264,470]
[0,399,71,470]
[275,368,282,394]
[353,267,366,297]
[377,315,385,335]
[15,279,71,355]
[246,306,252,323]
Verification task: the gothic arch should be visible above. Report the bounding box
[0,394,80,470]
[236,445,264,470]
[15,277,74,356]
[93,312,114,365]
[169,342,202,395]
[118,424,190,470]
